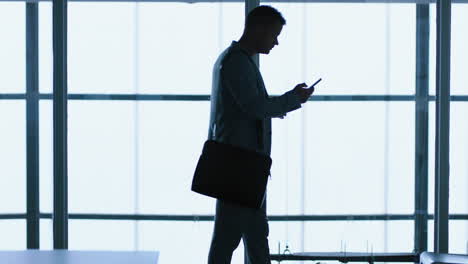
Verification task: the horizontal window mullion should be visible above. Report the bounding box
[0,214,27,219]
[450,95,468,101]
[36,213,468,221]
[37,94,417,101]
[33,94,468,101]
[45,213,416,221]
[0,94,26,100]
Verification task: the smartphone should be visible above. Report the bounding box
[309,78,322,89]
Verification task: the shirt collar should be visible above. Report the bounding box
[231,41,253,57]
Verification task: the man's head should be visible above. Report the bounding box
[243,5,286,54]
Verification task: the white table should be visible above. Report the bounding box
[420,252,468,264]
[0,250,159,264]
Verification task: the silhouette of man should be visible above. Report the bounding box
[207,5,314,264]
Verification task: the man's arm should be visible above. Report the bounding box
[221,54,303,119]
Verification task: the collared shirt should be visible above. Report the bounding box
[208,41,301,156]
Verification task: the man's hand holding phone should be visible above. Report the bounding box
[294,78,321,103]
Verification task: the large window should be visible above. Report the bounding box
[1,1,468,262]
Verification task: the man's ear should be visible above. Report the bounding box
[251,24,264,35]
[252,24,267,40]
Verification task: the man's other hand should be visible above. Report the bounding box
[293,83,314,103]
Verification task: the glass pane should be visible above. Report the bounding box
[269,221,305,254]
[430,220,468,254]
[261,3,415,95]
[451,4,468,95]
[137,3,244,94]
[429,103,468,215]
[386,221,414,252]
[449,220,468,254]
[138,221,244,264]
[39,100,53,213]
[450,103,468,214]
[429,4,468,96]
[304,221,413,253]
[269,102,414,215]
[68,3,136,94]
[40,219,53,250]
[68,3,243,94]
[39,3,53,94]
[68,101,136,214]
[428,102,435,214]
[138,101,213,214]
[0,101,26,213]
[428,220,434,251]
[300,102,414,215]
[268,109,304,215]
[69,220,135,250]
[0,3,25,93]
[429,4,437,96]
[0,220,26,249]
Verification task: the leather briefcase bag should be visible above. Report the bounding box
[191,140,272,209]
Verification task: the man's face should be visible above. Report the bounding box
[255,21,283,54]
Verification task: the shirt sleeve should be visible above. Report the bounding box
[221,53,302,120]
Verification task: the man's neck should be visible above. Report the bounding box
[237,36,257,56]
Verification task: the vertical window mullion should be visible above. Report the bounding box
[52,0,68,249]
[434,0,451,254]
[26,1,40,250]
[414,3,430,254]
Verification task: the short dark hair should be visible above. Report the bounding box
[245,5,286,28]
